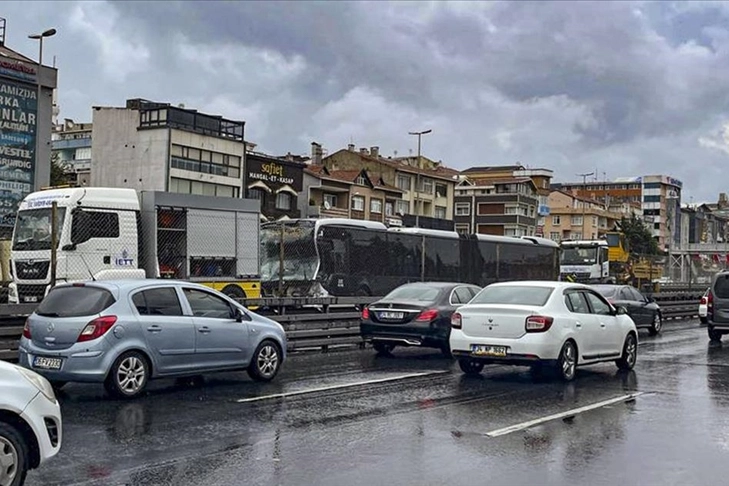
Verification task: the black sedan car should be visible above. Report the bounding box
[592,284,662,335]
[360,282,482,356]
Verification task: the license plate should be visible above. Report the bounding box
[471,345,508,357]
[379,312,404,319]
[33,356,62,370]
[23,296,38,303]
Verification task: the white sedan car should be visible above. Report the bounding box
[450,281,638,381]
[0,359,62,486]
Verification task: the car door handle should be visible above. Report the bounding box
[198,327,211,334]
[575,322,582,328]
[147,325,162,333]
[600,324,606,328]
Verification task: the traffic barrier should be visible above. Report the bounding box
[0,292,704,363]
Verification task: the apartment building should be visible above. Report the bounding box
[51,118,92,186]
[544,190,624,242]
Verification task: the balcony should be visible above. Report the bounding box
[52,138,91,150]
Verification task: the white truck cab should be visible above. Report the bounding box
[559,239,612,284]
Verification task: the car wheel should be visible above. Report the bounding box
[709,326,723,343]
[0,422,29,486]
[373,342,395,356]
[557,341,578,381]
[616,333,638,371]
[248,340,282,382]
[648,313,662,336]
[105,351,150,399]
[458,359,485,376]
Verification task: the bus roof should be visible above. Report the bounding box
[19,187,140,212]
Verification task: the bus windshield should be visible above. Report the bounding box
[560,247,598,265]
[260,221,319,281]
[12,208,66,251]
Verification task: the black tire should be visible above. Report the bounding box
[248,340,282,382]
[0,422,29,486]
[709,326,723,343]
[557,340,578,381]
[105,351,150,399]
[648,312,662,336]
[373,342,395,356]
[222,285,246,301]
[440,343,453,359]
[616,333,638,371]
[49,380,67,391]
[458,359,485,376]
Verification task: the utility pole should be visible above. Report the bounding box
[577,172,594,240]
[408,129,432,226]
[29,28,57,187]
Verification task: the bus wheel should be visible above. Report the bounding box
[222,285,246,301]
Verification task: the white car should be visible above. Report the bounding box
[699,288,710,324]
[450,281,638,381]
[0,359,62,486]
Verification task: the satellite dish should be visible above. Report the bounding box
[324,201,331,210]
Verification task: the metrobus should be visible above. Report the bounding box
[260,218,560,297]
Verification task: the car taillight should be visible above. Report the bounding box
[416,309,439,322]
[22,319,31,339]
[708,292,714,307]
[451,312,462,329]
[361,307,370,320]
[77,316,117,343]
[525,315,554,333]
[701,297,707,305]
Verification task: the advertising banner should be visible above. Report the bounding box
[0,77,36,226]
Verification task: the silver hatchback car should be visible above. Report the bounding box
[18,280,287,398]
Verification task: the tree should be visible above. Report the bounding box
[616,214,660,256]
[50,152,71,187]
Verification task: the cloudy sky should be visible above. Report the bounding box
[4,1,729,202]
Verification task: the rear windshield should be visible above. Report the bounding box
[385,286,441,302]
[593,286,617,298]
[36,286,116,317]
[470,285,554,306]
[714,275,729,299]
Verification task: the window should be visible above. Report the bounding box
[276,192,292,210]
[572,216,583,226]
[644,195,661,203]
[133,288,183,316]
[36,286,115,318]
[455,224,470,234]
[385,201,394,216]
[435,183,448,198]
[396,200,409,215]
[451,287,474,305]
[549,232,560,241]
[643,182,661,189]
[592,216,598,226]
[471,285,554,306]
[355,174,367,186]
[351,196,365,211]
[565,292,590,314]
[396,174,411,191]
[183,288,233,319]
[505,206,518,215]
[420,178,434,193]
[552,216,561,225]
[455,202,471,216]
[370,198,383,214]
[324,194,338,208]
[71,210,120,244]
[585,292,612,316]
[435,206,446,219]
[571,232,583,240]
[247,188,265,200]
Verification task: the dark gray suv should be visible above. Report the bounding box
[708,271,729,342]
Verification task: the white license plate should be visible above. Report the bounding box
[33,356,62,370]
[471,345,508,357]
[23,296,38,303]
[379,312,404,319]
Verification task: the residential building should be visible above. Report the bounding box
[51,118,92,186]
[552,175,683,249]
[0,20,58,229]
[91,99,245,198]
[244,150,304,221]
[544,190,625,242]
[320,144,458,227]
[453,177,539,236]
[301,165,404,225]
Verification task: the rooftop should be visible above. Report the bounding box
[327,148,460,181]
[462,165,525,174]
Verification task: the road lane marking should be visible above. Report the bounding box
[484,392,645,438]
[236,370,450,403]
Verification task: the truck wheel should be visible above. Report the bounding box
[0,422,29,486]
[222,285,246,301]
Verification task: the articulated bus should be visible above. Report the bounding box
[260,218,560,297]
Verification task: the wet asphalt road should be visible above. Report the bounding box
[24,319,729,486]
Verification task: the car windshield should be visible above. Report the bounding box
[593,286,618,298]
[384,286,441,302]
[560,247,598,265]
[471,285,554,306]
[12,207,66,251]
[36,285,116,318]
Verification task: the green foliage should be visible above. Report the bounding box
[50,152,70,186]
[616,214,660,255]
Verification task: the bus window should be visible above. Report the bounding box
[388,233,421,281]
[424,236,460,281]
[477,240,498,285]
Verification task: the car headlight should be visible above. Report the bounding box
[17,366,57,404]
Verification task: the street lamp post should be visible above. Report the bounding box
[28,28,56,184]
[576,172,594,240]
[408,129,432,225]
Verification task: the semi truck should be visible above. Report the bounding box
[9,187,261,304]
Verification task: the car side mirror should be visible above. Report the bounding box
[616,306,628,316]
[234,307,250,322]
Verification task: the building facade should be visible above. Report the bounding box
[244,151,304,220]
[91,99,245,198]
[0,25,58,229]
[51,119,92,186]
[544,190,624,242]
[552,174,683,250]
[453,177,539,236]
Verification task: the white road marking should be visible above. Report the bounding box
[237,370,450,403]
[484,392,645,438]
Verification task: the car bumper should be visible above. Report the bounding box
[450,330,563,363]
[699,305,708,317]
[360,321,450,347]
[18,337,113,383]
[21,391,62,466]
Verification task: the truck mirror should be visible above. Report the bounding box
[61,243,77,251]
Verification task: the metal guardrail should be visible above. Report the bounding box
[0,293,704,363]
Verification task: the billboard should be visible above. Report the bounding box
[0,77,36,227]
